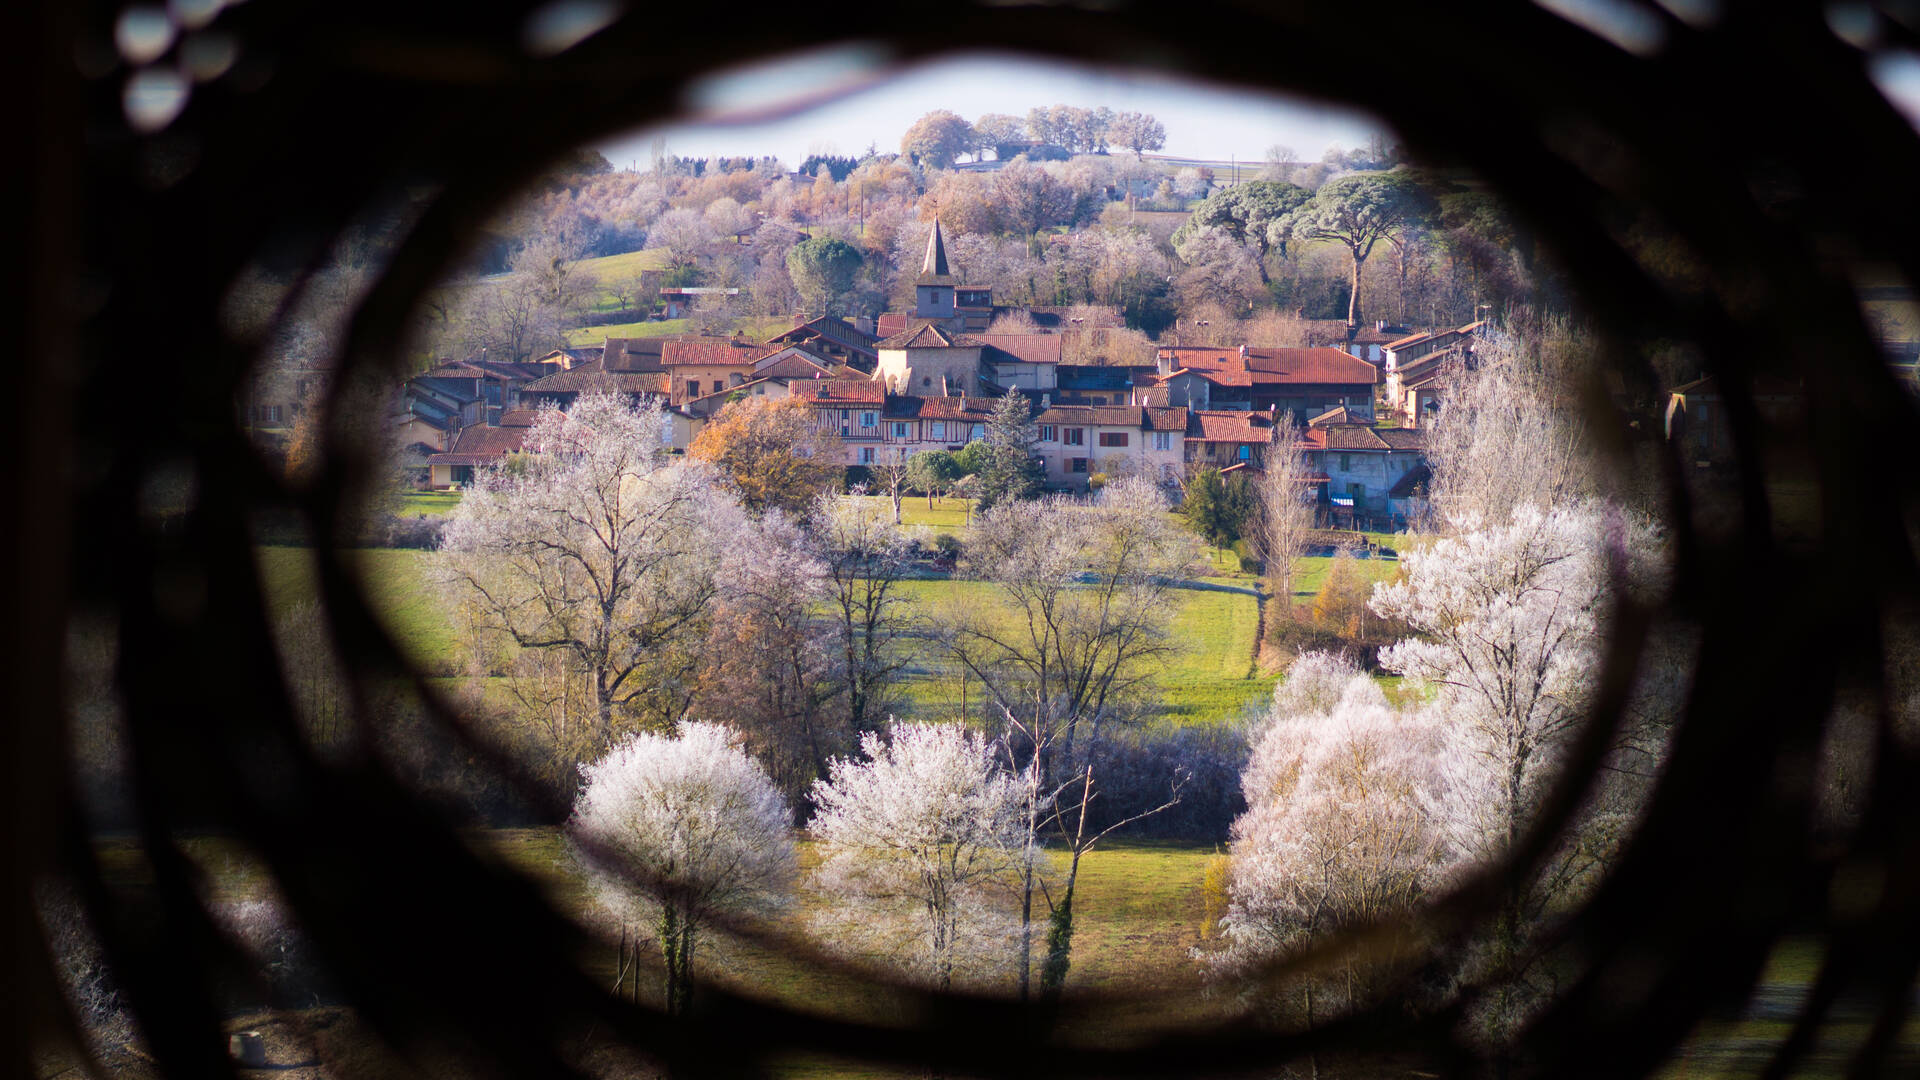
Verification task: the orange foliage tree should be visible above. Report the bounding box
[689,396,844,516]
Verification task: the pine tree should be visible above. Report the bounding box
[976,390,1043,510]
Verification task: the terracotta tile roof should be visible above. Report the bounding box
[876,312,910,338]
[429,423,528,465]
[766,316,879,351]
[603,338,666,372]
[521,365,669,396]
[754,351,836,380]
[974,333,1063,366]
[875,323,980,350]
[883,395,998,420]
[1320,425,1391,451]
[1187,410,1278,443]
[791,379,886,405]
[1037,404,1142,427]
[661,339,771,367]
[1158,346,1379,387]
[1376,428,1424,450]
[1309,405,1362,427]
[496,410,540,428]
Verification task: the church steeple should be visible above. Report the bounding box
[917,220,955,284]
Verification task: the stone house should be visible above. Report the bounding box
[1033,403,1187,488]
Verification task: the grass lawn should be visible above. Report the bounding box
[254,546,461,675]
[1286,551,1401,607]
[841,493,975,533]
[889,578,1270,725]
[395,490,461,517]
[563,314,791,346]
[563,317,689,344]
[574,248,669,282]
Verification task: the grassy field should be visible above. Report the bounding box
[889,579,1269,725]
[255,537,1271,726]
[395,490,462,517]
[255,546,462,675]
[574,248,669,283]
[564,314,793,347]
[841,494,975,533]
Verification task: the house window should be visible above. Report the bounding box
[1098,432,1128,448]
[922,376,931,387]
[860,447,876,464]
[971,423,986,441]
[1039,425,1056,441]
[712,380,724,394]
[1340,453,1352,470]
[686,380,700,398]
[1239,445,1251,460]
[892,422,910,438]
[1070,457,1088,473]
[1064,428,1085,445]
[1696,403,1710,422]
[1154,432,1172,451]
[860,411,878,428]
[1349,482,1366,500]
[930,421,946,439]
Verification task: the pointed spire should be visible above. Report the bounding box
[922,219,950,278]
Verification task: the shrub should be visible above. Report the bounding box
[1079,722,1251,841]
[1230,539,1263,575]
[932,533,962,560]
[1087,472,1110,493]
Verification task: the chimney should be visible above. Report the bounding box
[1157,351,1174,376]
[1041,393,1050,408]
[1238,344,1249,359]
[1377,320,1386,332]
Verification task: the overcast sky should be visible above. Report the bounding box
[594,50,1386,170]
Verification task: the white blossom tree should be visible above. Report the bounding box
[440,393,743,753]
[1368,502,1667,1046]
[1422,321,1596,526]
[1214,653,1447,1031]
[808,722,1027,990]
[571,722,795,1016]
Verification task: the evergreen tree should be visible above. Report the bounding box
[1181,468,1253,546]
[976,391,1044,510]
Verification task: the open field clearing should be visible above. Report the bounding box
[257,545,1272,726]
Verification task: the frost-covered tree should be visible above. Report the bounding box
[812,497,921,741]
[1369,502,1667,1046]
[571,722,795,1015]
[698,513,838,804]
[1251,413,1315,612]
[1214,653,1446,1029]
[809,723,1027,989]
[946,477,1196,786]
[440,393,742,751]
[1423,320,1597,526]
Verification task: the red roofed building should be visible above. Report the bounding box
[662,337,776,405]
[1300,413,1429,529]
[1154,345,1378,419]
[1033,403,1186,488]
[1185,409,1283,470]
[427,412,537,488]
